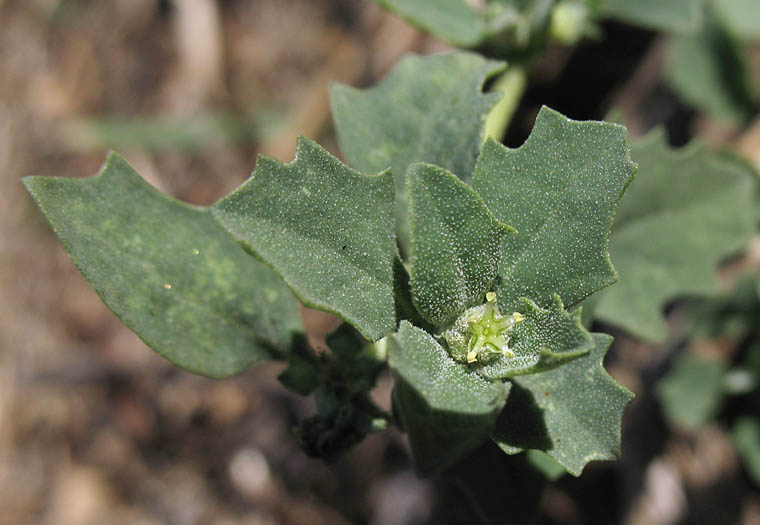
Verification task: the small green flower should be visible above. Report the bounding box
[441,292,524,364]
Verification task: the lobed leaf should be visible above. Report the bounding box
[592,129,756,341]
[491,333,634,476]
[472,106,636,314]
[212,137,397,342]
[407,162,514,328]
[475,295,594,380]
[331,52,505,255]
[24,153,302,378]
[331,52,504,183]
[388,321,508,476]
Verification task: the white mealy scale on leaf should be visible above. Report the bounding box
[441,292,524,364]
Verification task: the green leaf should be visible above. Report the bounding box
[472,106,636,313]
[732,417,760,486]
[331,52,505,255]
[393,256,433,331]
[657,353,728,431]
[212,137,397,342]
[592,130,755,341]
[491,333,634,476]
[388,321,508,476]
[371,0,488,47]
[23,153,302,378]
[601,0,702,33]
[666,11,758,124]
[475,295,594,380]
[370,1,564,56]
[407,162,514,328]
[714,0,760,40]
[331,52,504,183]
[278,340,320,396]
[444,441,546,524]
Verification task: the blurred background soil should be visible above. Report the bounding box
[1,1,759,524]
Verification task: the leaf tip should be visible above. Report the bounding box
[294,135,317,157]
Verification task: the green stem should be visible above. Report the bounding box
[364,337,388,362]
[484,66,528,143]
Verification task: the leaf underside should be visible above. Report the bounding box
[24,154,302,378]
[491,333,634,476]
[212,137,397,342]
[389,321,508,477]
[472,106,636,314]
[592,129,755,341]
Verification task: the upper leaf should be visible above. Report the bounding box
[371,0,487,47]
[331,52,504,182]
[212,137,397,342]
[389,321,508,476]
[407,162,514,328]
[592,129,755,341]
[331,52,505,255]
[24,153,302,378]
[601,0,702,33]
[472,106,636,314]
[491,333,634,476]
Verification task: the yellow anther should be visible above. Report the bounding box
[467,351,478,363]
[486,291,497,302]
[512,312,525,323]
